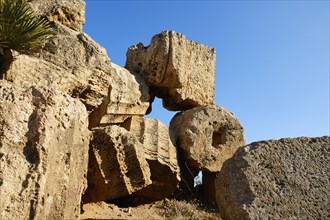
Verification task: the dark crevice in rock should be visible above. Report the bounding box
[174,147,198,201]
[212,130,227,148]
[88,86,111,129]
[24,110,40,165]
[0,49,13,80]
[82,146,102,204]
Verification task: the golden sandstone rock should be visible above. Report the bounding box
[126,31,216,111]
[170,105,245,173]
[83,125,152,203]
[3,2,325,219]
[215,137,330,220]
[0,80,90,219]
[28,0,86,32]
[4,24,150,127]
[122,117,180,200]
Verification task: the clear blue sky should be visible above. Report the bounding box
[84,0,329,144]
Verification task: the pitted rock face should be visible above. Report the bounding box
[90,64,150,127]
[4,24,110,106]
[83,125,152,203]
[126,31,216,111]
[4,24,150,127]
[170,105,245,172]
[215,136,330,220]
[0,80,90,220]
[28,0,86,32]
[121,116,180,200]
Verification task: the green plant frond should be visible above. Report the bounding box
[0,0,55,53]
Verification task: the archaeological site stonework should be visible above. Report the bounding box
[215,137,330,220]
[0,0,328,219]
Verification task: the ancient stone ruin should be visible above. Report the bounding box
[0,81,90,219]
[215,136,330,220]
[0,1,328,219]
[125,31,216,111]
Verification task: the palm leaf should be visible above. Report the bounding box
[0,0,54,53]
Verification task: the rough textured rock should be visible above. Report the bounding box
[121,117,180,200]
[83,125,152,203]
[126,31,216,111]
[3,24,150,127]
[89,64,150,127]
[215,136,330,220]
[28,0,86,31]
[0,80,90,220]
[3,24,109,95]
[170,105,245,172]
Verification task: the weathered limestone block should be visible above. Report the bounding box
[89,64,150,127]
[215,137,330,220]
[0,80,90,220]
[83,125,152,203]
[126,31,216,111]
[3,24,150,127]
[170,105,245,172]
[28,0,86,31]
[3,24,110,96]
[121,117,180,199]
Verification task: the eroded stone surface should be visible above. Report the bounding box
[83,125,152,203]
[0,80,90,220]
[215,136,330,220]
[170,105,245,172]
[121,117,180,200]
[90,64,150,127]
[126,31,216,111]
[4,25,109,97]
[4,24,150,127]
[28,0,86,31]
